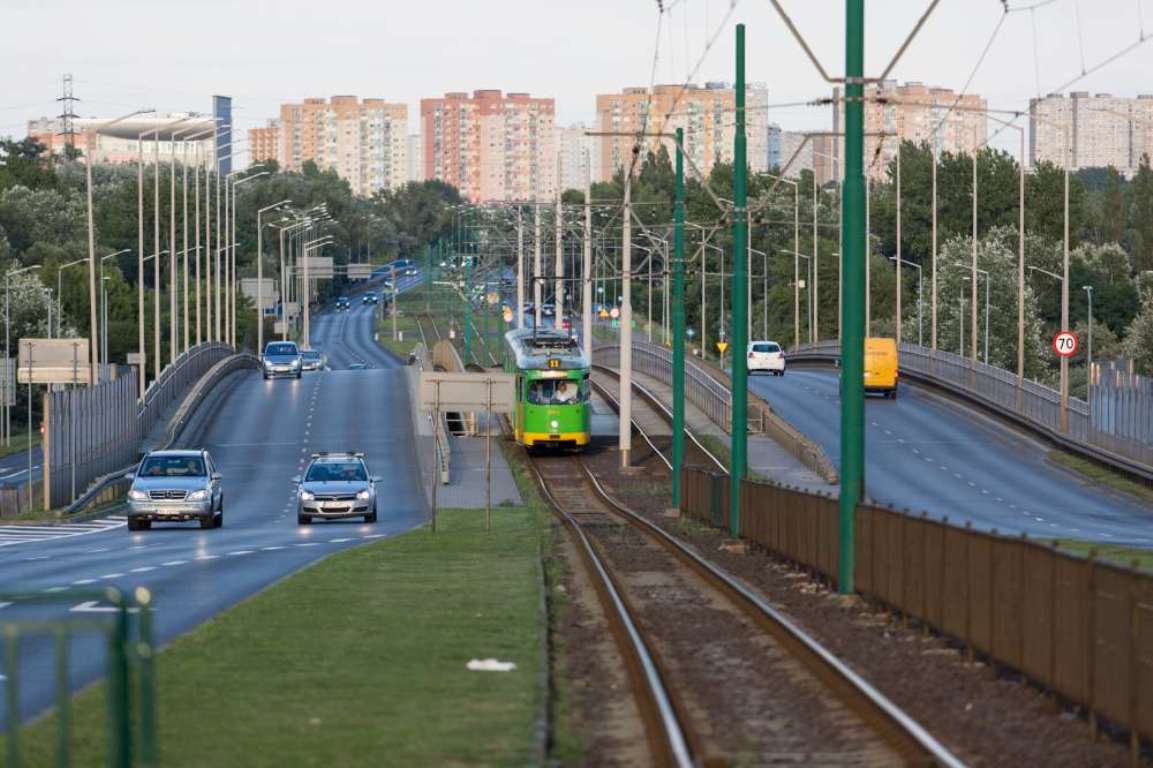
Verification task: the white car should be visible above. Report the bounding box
[747,341,786,375]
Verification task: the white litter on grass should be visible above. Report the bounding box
[467,659,517,672]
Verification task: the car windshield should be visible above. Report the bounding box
[305,461,367,482]
[139,455,205,478]
[302,351,321,361]
[527,378,588,405]
[266,344,297,356]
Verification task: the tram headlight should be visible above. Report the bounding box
[550,419,559,430]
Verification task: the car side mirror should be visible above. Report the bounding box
[124,472,135,481]
[211,472,222,481]
[292,475,301,484]
[372,476,382,483]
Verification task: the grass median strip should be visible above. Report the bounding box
[12,507,545,767]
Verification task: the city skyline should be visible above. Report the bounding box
[4,0,1151,151]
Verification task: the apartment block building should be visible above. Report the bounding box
[249,120,280,165]
[420,90,556,202]
[557,123,592,192]
[833,80,987,180]
[407,134,423,183]
[1029,92,1153,175]
[593,82,769,183]
[276,96,408,196]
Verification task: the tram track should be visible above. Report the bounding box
[527,366,965,766]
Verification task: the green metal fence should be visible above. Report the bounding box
[2,586,155,767]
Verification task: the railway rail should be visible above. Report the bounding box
[526,369,965,766]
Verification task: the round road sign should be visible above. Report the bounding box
[609,307,620,319]
[1052,330,1078,357]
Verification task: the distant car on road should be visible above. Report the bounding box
[362,293,378,305]
[296,452,379,524]
[335,296,351,311]
[747,340,786,376]
[262,341,302,379]
[348,361,371,370]
[301,349,325,371]
[126,449,223,531]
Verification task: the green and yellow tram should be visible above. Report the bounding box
[502,328,591,449]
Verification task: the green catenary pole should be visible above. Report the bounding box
[729,23,749,536]
[839,0,865,593]
[672,128,686,508]
[465,250,473,362]
[425,243,432,314]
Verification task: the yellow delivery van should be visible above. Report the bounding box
[864,337,899,399]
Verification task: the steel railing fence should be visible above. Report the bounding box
[44,342,236,510]
[595,343,732,430]
[790,341,1153,470]
[681,466,1153,759]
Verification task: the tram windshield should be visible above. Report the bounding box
[527,378,588,405]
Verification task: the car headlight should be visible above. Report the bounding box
[356,490,371,500]
[128,489,148,501]
[291,359,301,368]
[187,489,209,501]
[299,489,315,501]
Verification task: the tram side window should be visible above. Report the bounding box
[527,379,588,405]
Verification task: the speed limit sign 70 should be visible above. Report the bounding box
[1052,330,1078,357]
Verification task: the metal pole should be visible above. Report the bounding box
[896,142,902,346]
[1085,285,1093,402]
[864,177,869,336]
[931,140,938,352]
[794,185,800,349]
[1017,129,1026,386]
[619,150,634,468]
[195,142,202,347]
[971,144,979,363]
[153,138,161,381]
[1060,122,1071,433]
[280,228,287,341]
[534,203,542,328]
[485,378,492,532]
[257,212,264,352]
[85,131,100,385]
[729,22,749,535]
[583,188,593,363]
[672,128,686,508]
[517,207,525,330]
[170,135,178,365]
[138,138,146,394]
[303,239,311,349]
[984,270,990,364]
[556,191,564,324]
[839,0,865,594]
[815,171,822,342]
[214,162,221,342]
[182,139,190,354]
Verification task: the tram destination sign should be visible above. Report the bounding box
[419,372,515,413]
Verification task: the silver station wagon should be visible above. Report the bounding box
[126,449,224,531]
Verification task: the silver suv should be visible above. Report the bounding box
[126,449,223,531]
[296,452,378,525]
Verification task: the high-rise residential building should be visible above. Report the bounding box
[557,123,592,192]
[774,130,839,186]
[249,119,280,165]
[276,95,408,196]
[407,134,423,183]
[593,82,769,183]
[420,90,557,202]
[833,80,987,180]
[1029,92,1153,175]
[767,123,782,171]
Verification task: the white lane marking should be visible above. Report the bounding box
[295,542,320,547]
[329,538,353,543]
[0,602,12,609]
[227,550,255,556]
[194,555,219,561]
[70,601,140,614]
[911,448,920,455]
[161,560,186,567]
[363,534,386,539]
[130,566,156,573]
[24,555,51,561]
[953,473,963,480]
[72,579,97,585]
[0,518,126,548]
[100,573,124,579]
[261,546,286,551]
[43,586,67,593]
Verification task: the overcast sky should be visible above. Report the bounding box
[3,0,1152,153]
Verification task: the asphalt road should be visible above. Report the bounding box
[0,282,426,726]
[749,368,1153,546]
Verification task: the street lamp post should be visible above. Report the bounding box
[56,257,88,339]
[256,201,292,352]
[889,256,922,345]
[5,264,41,445]
[1083,284,1094,401]
[228,168,268,347]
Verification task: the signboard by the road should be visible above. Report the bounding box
[304,256,334,279]
[610,307,620,319]
[126,352,145,366]
[347,264,373,280]
[0,359,14,406]
[716,340,729,355]
[273,321,287,334]
[17,339,91,385]
[240,278,278,309]
[1052,330,1078,357]
[419,372,515,413]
